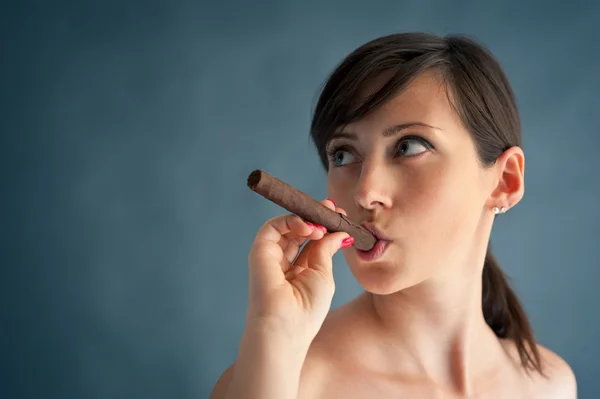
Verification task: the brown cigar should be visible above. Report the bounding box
[247,170,377,250]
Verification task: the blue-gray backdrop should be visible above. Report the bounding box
[2,1,599,398]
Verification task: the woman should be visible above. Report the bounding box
[211,32,576,398]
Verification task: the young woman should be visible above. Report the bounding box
[211,32,577,398]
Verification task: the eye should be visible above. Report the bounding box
[326,145,356,167]
[396,136,432,157]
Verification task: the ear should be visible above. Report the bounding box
[487,146,525,210]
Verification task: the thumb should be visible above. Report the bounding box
[302,232,352,276]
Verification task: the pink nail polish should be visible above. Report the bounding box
[340,237,354,249]
[315,224,327,233]
[305,222,315,228]
[327,198,336,207]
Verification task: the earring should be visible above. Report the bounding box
[493,206,509,215]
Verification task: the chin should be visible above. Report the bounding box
[345,257,418,295]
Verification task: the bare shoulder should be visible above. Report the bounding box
[210,302,362,399]
[298,298,367,398]
[209,300,364,399]
[209,363,235,399]
[308,296,367,358]
[532,344,577,399]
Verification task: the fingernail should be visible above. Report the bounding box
[327,197,336,207]
[340,236,354,249]
[305,222,315,229]
[315,224,327,233]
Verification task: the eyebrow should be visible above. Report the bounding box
[327,122,442,143]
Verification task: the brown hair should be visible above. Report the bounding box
[309,32,543,374]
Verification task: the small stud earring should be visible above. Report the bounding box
[492,207,499,214]
[501,207,507,214]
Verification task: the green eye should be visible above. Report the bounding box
[334,150,354,165]
[326,145,355,167]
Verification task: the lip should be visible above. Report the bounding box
[356,240,389,261]
[360,222,392,242]
[356,222,392,262]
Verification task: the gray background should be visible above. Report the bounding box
[2,0,599,398]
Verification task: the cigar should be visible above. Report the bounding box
[247,169,377,251]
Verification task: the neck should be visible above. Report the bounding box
[358,265,503,394]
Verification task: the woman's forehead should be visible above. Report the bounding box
[345,75,456,133]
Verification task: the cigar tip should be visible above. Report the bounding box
[247,169,263,190]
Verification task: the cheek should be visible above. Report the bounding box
[327,173,356,210]
[401,163,479,240]
[401,168,454,213]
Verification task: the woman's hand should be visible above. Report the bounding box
[246,199,353,345]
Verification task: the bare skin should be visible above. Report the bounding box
[211,70,576,398]
[297,295,575,398]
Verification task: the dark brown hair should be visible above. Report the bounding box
[309,32,543,374]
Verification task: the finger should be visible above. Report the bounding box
[281,234,307,264]
[260,200,333,246]
[282,198,345,266]
[284,218,329,264]
[323,198,336,210]
[293,197,346,269]
[258,214,315,245]
[250,214,316,278]
[280,222,326,264]
[284,265,307,281]
[295,231,351,278]
[325,197,348,216]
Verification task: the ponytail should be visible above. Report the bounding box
[482,245,544,374]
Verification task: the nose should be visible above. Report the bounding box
[353,160,393,211]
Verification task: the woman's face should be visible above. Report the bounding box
[326,70,499,294]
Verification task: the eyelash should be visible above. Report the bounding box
[325,135,434,167]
